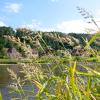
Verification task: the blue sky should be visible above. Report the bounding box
[0,0,100,33]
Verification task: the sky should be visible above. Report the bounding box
[0,0,100,33]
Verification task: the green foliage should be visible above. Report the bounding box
[0,92,3,100]
[0,55,100,99]
[0,37,6,49]
[0,26,100,58]
[16,28,33,43]
[0,26,15,37]
[68,33,92,46]
[0,18,100,100]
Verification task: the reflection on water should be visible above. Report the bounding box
[0,64,20,100]
[0,64,38,100]
[0,62,100,100]
[0,84,38,100]
[0,64,21,85]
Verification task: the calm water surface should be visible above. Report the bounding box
[0,62,100,100]
[0,64,38,100]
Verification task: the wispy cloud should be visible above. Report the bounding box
[20,19,55,32]
[20,18,100,33]
[95,9,100,18]
[0,20,6,26]
[56,19,100,33]
[20,20,41,30]
[4,3,22,13]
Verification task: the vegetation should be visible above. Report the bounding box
[0,8,100,100]
[0,26,100,59]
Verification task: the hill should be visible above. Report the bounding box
[0,26,100,58]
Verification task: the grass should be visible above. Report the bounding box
[0,92,2,100]
[0,8,100,100]
[5,51,100,100]
[0,58,33,64]
[1,33,100,99]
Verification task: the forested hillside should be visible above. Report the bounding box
[0,26,100,58]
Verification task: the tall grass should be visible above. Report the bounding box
[6,8,100,100]
[0,92,3,100]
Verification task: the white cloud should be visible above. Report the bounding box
[94,8,100,18]
[20,18,100,33]
[56,19,100,33]
[5,3,22,13]
[95,10,100,17]
[0,21,6,26]
[20,20,41,30]
[20,20,56,32]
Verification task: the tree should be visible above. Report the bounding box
[0,26,15,37]
[16,28,33,43]
[16,28,32,37]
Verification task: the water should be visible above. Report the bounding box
[0,64,38,100]
[0,62,100,99]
